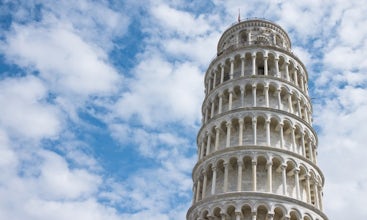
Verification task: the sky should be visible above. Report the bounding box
[0,0,366,219]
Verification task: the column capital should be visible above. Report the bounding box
[281,163,287,169]
[266,161,273,167]
[252,159,257,165]
[237,160,244,166]
[226,121,232,127]
[229,57,234,62]
[211,166,217,172]
[238,118,244,124]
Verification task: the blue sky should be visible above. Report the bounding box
[0,0,366,219]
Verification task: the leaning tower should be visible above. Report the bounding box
[187,19,328,220]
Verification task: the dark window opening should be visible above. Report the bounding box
[258,66,264,75]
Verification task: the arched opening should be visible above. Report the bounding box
[273,207,285,220]
[256,205,269,220]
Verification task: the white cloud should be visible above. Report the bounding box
[3,24,120,97]
[150,3,211,36]
[114,52,203,127]
[0,76,61,140]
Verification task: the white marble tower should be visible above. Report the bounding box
[186,19,328,220]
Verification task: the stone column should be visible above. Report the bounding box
[275,57,280,77]
[308,141,314,162]
[267,162,273,193]
[241,56,245,76]
[266,119,271,146]
[192,183,197,204]
[300,75,305,91]
[220,213,226,220]
[301,131,306,157]
[202,170,207,199]
[252,84,257,107]
[226,122,232,148]
[297,98,302,117]
[287,94,293,113]
[252,212,257,220]
[285,61,290,81]
[252,118,257,145]
[206,132,211,155]
[279,123,284,149]
[294,69,299,86]
[238,119,244,145]
[264,56,268,76]
[264,85,269,107]
[252,160,257,191]
[215,126,220,151]
[228,90,233,110]
[267,213,274,220]
[314,182,320,208]
[220,64,224,84]
[277,88,281,110]
[237,160,243,191]
[291,126,296,153]
[218,93,223,114]
[204,107,208,123]
[230,58,234,79]
[252,54,256,75]
[281,164,287,195]
[295,168,300,199]
[210,99,215,118]
[240,86,245,107]
[305,174,311,203]
[235,212,242,220]
[223,162,229,192]
[213,71,217,89]
[211,167,217,195]
[196,180,201,202]
[207,77,212,93]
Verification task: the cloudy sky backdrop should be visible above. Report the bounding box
[0,0,366,219]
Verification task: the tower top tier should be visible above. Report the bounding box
[217,18,292,55]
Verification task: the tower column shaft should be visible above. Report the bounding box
[237,161,243,191]
[252,54,256,75]
[223,163,229,192]
[211,167,217,195]
[238,119,244,145]
[267,162,273,193]
[252,161,257,191]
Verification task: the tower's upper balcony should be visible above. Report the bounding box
[217,18,291,55]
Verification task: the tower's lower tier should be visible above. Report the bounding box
[186,192,328,220]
